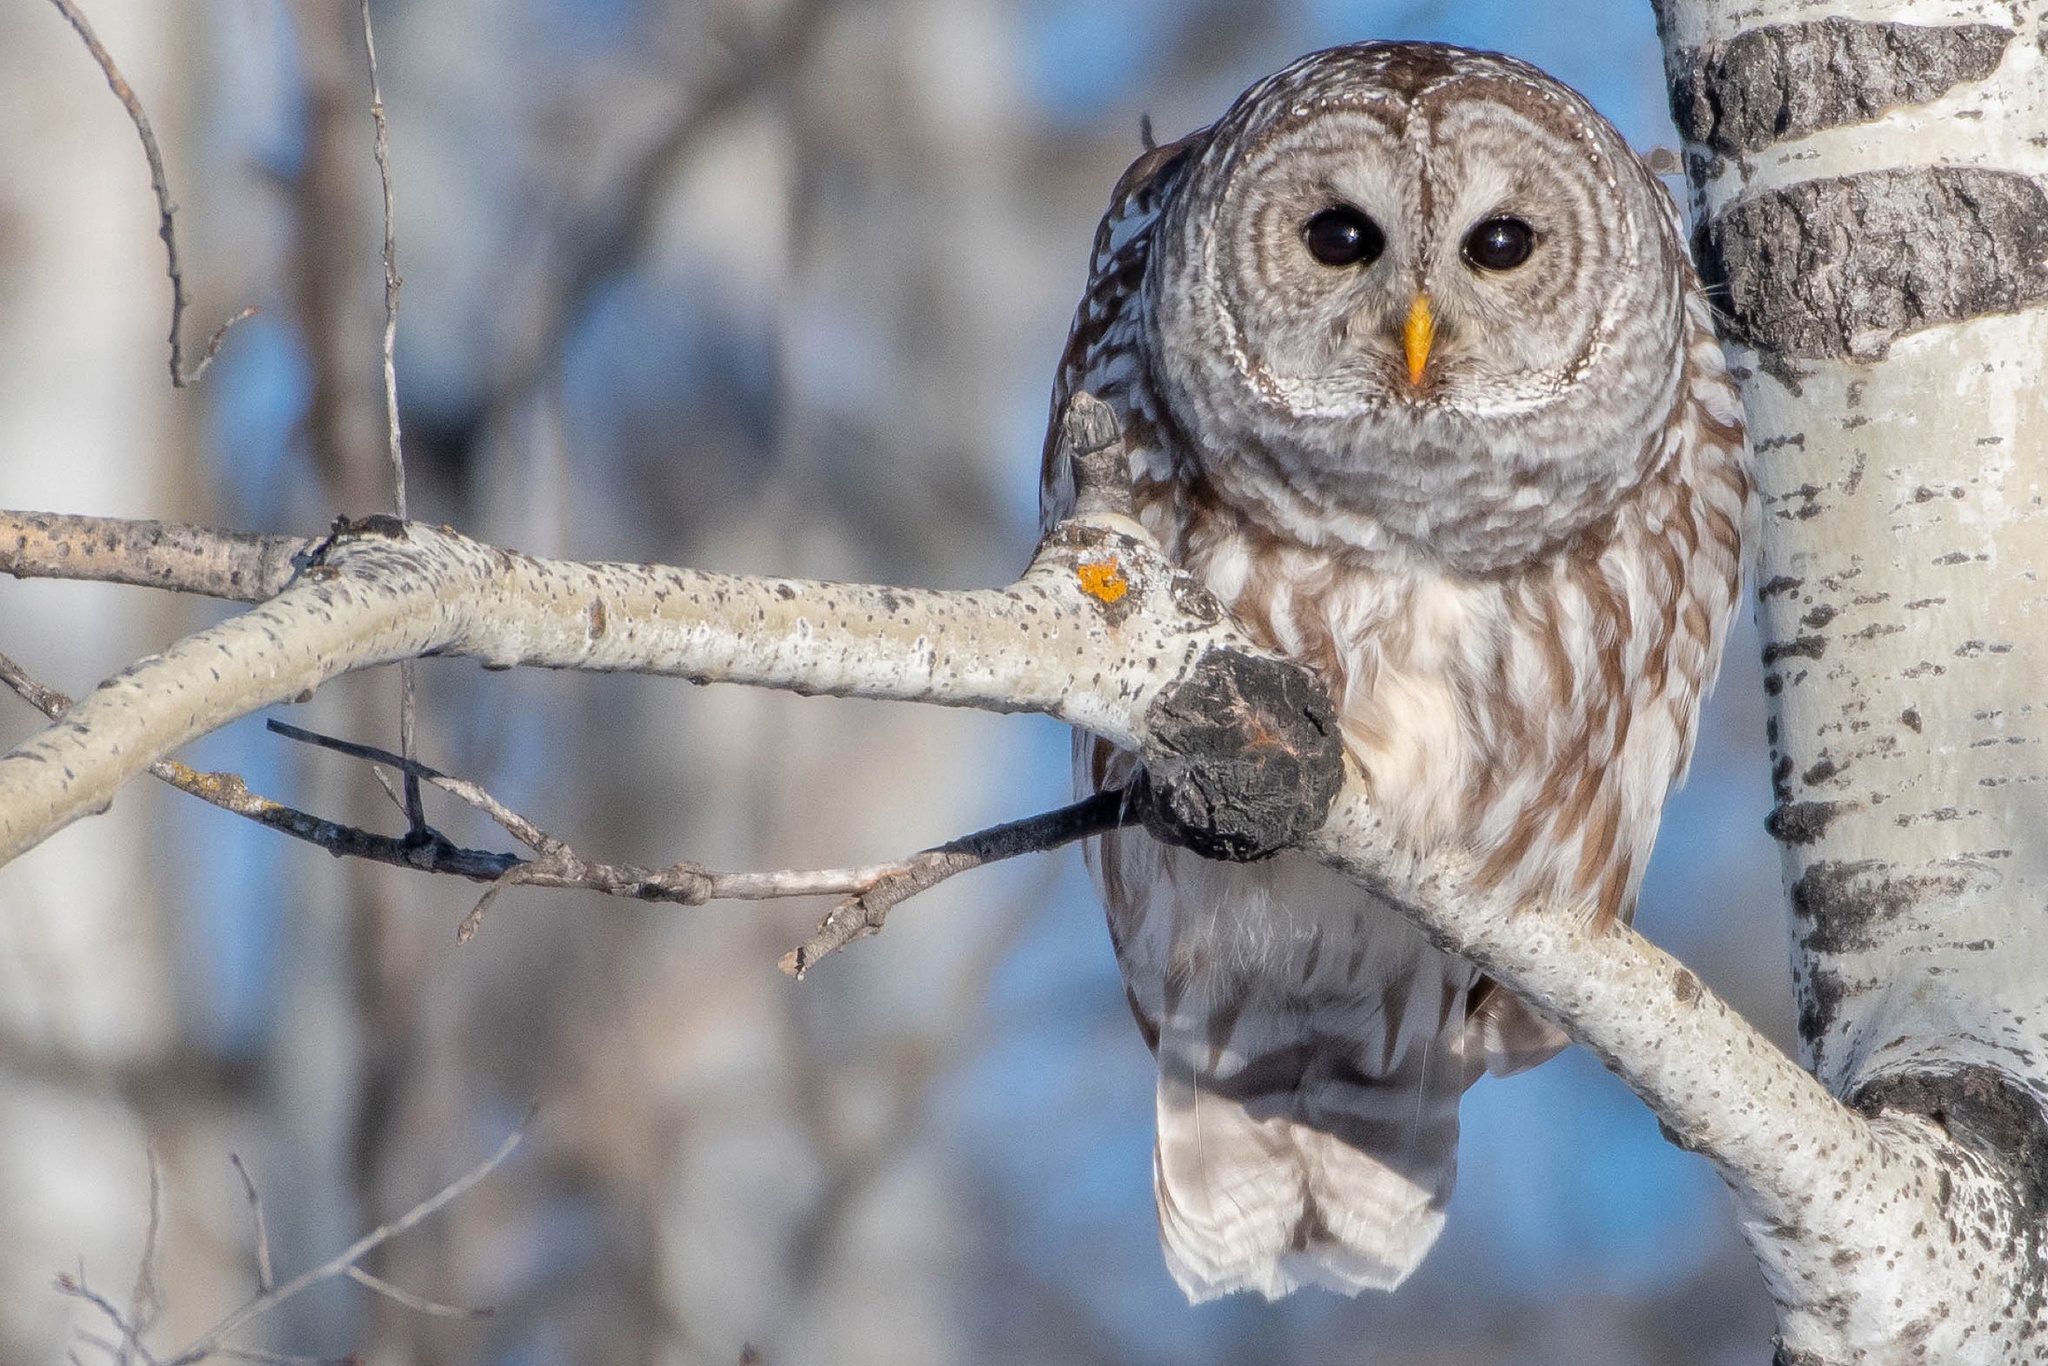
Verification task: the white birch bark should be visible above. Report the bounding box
[1657,0,2048,1359]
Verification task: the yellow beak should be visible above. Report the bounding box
[1404,293,1435,386]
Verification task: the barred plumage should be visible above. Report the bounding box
[1041,42,1750,1302]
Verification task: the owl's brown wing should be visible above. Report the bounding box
[1039,130,1207,536]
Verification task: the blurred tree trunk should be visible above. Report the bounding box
[0,0,185,1357]
[1656,1,2048,1359]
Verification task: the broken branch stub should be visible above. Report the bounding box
[1133,648,1344,862]
[1050,391,1346,862]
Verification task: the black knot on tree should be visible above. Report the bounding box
[1134,648,1345,862]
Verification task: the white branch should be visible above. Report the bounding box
[0,511,1251,865]
[0,494,1953,1333]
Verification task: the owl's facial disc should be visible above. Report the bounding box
[1187,75,1659,422]
[1145,43,1688,564]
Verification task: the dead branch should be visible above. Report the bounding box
[265,716,1131,965]
[227,1157,274,1296]
[0,648,528,887]
[356,0,426,840]
[112,1121,528,1366]
[0,647,1128,969]
[776,791,1132,977]
[43,0,256,385]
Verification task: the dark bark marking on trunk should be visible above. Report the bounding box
[1855,1065,2048,1246]
[1136,648,1345,862]
[1763,634,1827,664]
[1767,800,1844,846]
[1668,18,2011,156]
[1797,961,1847,1054]
[1699,168,2048,359]
[1790,859,1970,956]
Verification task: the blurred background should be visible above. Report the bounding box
[0,0,1791,1361]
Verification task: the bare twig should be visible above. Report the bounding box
[263,718,1135,962]
[357,0,427,841]
[55,1266,160,1366]
[43,0,256,386]
[227,1156,274,1295]
[360,0,404,517]
[777,790,1134,978]
[158,1119,528,1366]
[344,1265,492,1320]
[0,645,1116,955]
[0,650,527,886]
[125,1150,165,1364]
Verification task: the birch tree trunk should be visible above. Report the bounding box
[1656,0,2048,1359]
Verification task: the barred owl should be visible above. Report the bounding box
[1040,42,1751,1301]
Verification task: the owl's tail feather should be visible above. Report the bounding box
[1150,967,1535,1301]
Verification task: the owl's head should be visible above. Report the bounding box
[1146,43,1693,568]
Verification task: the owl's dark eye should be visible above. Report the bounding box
[1463,216,1536,271]
[1302,206,1385,268]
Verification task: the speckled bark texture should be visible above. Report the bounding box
[1661,0,2048,1358]
[0,512,1345,875]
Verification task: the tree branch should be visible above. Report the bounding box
[0,394,1998,1350]
[2,511,313,602]
[156,1121,526,1365]
[0,647,1130,970]
[43,0,256,385]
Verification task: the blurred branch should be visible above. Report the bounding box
[784,861,1061,1288]
[43,0,257,386]
[227,1157,274,1295]
[62,1122,525,1366]
[344,1265,491,1320]
[357,0,427,839]
[483,0,832,418]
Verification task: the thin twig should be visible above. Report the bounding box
[44,0,256,386]
[0,651,526,886]
[227,1156,274,1295]
[777,791,1134,977]
[54,1269,160,1366]
[357,0,426,840]
[263,716,1135,964]
[124,1149,165,1364]
[360,0,404,518]
[344,1265,492,1320]
[159,1119,528,1366]
[2,632,1122,973]
[215,1349,357,1366]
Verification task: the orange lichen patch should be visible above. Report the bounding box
[1077,557,1129,603]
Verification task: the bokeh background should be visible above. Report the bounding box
[0,0,1792,1362]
